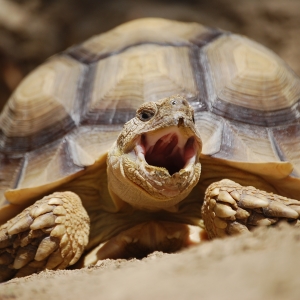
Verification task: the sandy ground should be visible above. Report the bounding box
[1,224,300,300]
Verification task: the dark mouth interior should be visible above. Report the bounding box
[142,133,195,175]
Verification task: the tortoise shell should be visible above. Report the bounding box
[0,18,299,222]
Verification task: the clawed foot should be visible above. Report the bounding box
[202,179,300,239]
[0,192,90,282]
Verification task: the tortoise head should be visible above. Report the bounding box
[107,95,202,210]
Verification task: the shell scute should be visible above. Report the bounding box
[0,56,87,153]
[66,18,221,64]
[202,35,300,126]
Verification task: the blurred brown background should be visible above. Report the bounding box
[0,0,299,110]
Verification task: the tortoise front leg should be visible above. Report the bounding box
[202,179,300,239]
[0,192,90,282]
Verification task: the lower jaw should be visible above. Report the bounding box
[121,165,195,209]
[143,169,194,197]
[82,221,205,266]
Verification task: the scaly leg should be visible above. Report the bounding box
[202,179,300,239]
[0,191,90,282]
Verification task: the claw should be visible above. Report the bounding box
[53,206,67,216]
[256,219,272,226]
[70,244,84,265]
[210,188,220,197]
[54,216,66,224]
[48,198,64,205]
[218,190,236,206]
[288,205,300,215]
[13,244,37,269]
[14,260,47,277]
[46,249,64,269]
[50,225,66,238]
[7,214,33,235]
[30,213,56,230]
[230,190,240,201]
[239,193,269,209]
[30,204,54,218]
[235,207,250,219]
[59,233,69,248]
[35,237,59,261]
[214,203,236,218]
[263,201,299,219]
[227,222,249,235]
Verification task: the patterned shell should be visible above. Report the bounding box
[0,18,300,211]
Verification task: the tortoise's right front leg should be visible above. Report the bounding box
[0,191,90,282]
[202,179,300,239]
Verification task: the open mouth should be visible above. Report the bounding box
[134,127,198,175]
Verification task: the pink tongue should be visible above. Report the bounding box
[150,134,178,156]
[145,133,185,175]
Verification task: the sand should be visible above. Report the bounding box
[1,224,299,300]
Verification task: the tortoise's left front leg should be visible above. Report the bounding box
[0,192,90,281]
[202,179,300,239]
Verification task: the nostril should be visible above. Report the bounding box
[170,97,189,107]
[182,99,188,106]
[177,117,184,127]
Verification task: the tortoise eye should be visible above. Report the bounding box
[137,103,157,122]
[138,110,155,121]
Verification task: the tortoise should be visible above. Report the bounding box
[0,18,299,282]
